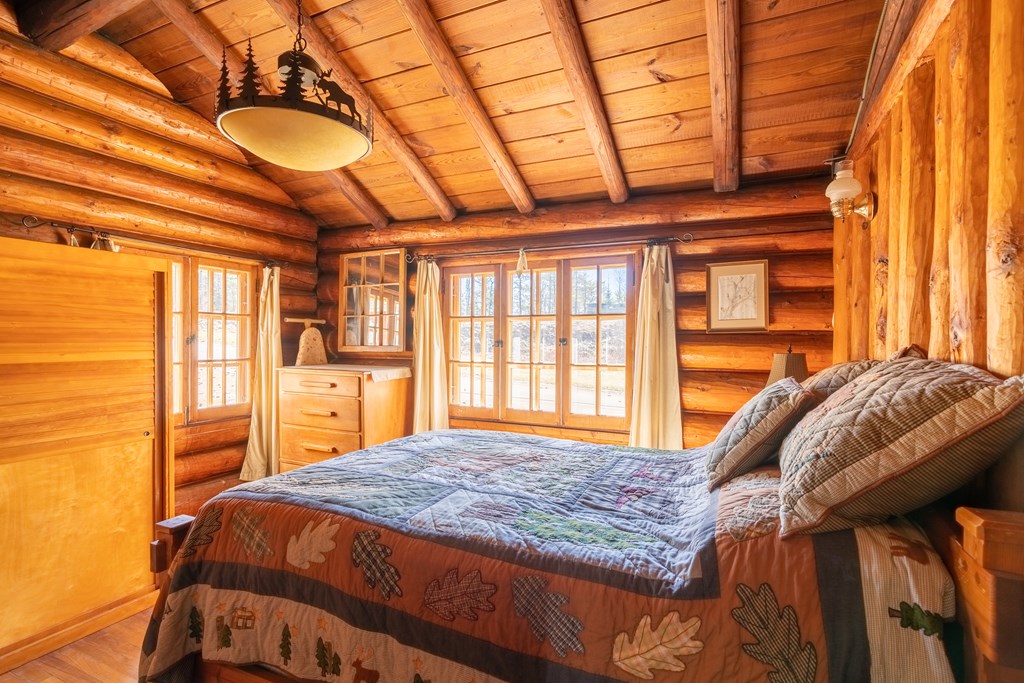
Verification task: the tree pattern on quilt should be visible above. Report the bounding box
[731,583,817,683]
[424,568,497,621]
[512,575,584,657]
[230,507,273,561]
[352,529,403,600]
[612,612,704,679]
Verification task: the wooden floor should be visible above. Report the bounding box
[0,610,150,683]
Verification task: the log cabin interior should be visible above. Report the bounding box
[1,0,1023,681]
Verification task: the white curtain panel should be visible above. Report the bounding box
[241,265,283,480]
[629,245,683,450]
[413,259,450,432]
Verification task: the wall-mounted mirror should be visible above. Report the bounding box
[339,248,406,352]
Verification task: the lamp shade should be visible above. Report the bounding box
[766,349,809,385]
[825,159,862,202]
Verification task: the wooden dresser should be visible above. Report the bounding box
[277,364,412,472]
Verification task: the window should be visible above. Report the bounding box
[444,252,637,432]
[169,255,258,424]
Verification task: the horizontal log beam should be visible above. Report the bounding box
[320,178,829,250]
[678,332,833,372]
[680,370,768,414]
[0,172,315,264]
[677,289,833,332]
[0,31,250,167]
[682,411,730,448]
[675,252,834,293]
[174,416,249,454]
[174,443,246,486]
[58,33,171,98]
[0,125,317,240]
[175,474,242,517]
[0,83,292,205]
[17,0,145,51]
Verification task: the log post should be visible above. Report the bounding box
[930,23,952,361]
[886,103,904,356]
[986,0,1024,377]
[870,118,891,360]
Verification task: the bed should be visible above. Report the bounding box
[141,354,1024,682]
[140,428,959,682]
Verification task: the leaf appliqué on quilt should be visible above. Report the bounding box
[731,582,817,683]
[286,518,339,569]
[230,507,273,561]
[424,568,497,621]
[512,575,584,657]
[888,601,943,638]
[180,506,223,558]
[612,612,704,679]
[352,529,403,600]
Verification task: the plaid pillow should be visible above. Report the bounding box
[802,359,882,399]
[705,377,817,490]
[779,358,1024,537]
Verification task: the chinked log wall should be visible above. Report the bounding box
[834,0,1024,509]
[319,178,834,447]
[0,30,319,514]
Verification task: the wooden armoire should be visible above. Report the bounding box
[0,236,173,670]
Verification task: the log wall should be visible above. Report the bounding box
[319,182,834,448]
[0,30,319,513]
[835,0,1024,511]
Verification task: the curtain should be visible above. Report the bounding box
[241,265,282,480]
[629,245,683,450]
[413,259,449,432]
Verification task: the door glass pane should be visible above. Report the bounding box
[197,366,208,408]
[600,319,626,365]
[455,320,471,361]
[452,364,471,406]
[600,265,627,314]
[508,365,529,410]
[211,269,224,313]
[212,319,223,360]
[457,275,472,316]
[536,270,557,315]
[535,366,556,412]
[483,274,495,316]
[600,367,626,417]
[483,321,494,362]
[197,317,209,358]
[483,366,494,408]
[510,272,530,316]
[572,267,597,314]
[537,320,556,364]
[570,367,597,415]
[471,366,483,407]
[572,319,596,364]
[472,320,483,362]
[472,275,484,316]
[198,267,210,311]
[509,320,530,363]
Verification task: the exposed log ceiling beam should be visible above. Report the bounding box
[264,0,457,222]
[321,177,827,250]
[539,0,627,204]
[395,0,536,214]
[150,0,384,228]
[704,0,740,192]
[324,169,389,230]
[848,0,955,158]
[16,0,145,51]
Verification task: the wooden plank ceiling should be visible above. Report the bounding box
[15,0,884,231]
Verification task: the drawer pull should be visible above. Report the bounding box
[300,408,336,417]
[301,443,337,453]
[299,380,336,389]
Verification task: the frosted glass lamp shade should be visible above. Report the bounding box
[217,106,372,172]
[825,160,862,202]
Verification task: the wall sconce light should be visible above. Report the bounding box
[826,159,876,222]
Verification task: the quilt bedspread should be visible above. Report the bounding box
[140,429,955,682]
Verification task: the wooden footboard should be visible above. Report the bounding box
[919,507,1024,683]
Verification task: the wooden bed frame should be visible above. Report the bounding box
[150,492,1024,683]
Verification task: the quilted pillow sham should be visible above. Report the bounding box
[802,358,882,399]
[778,358,1024,537]
[706,377,817,490]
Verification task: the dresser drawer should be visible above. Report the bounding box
[280,393,361,431]
[280,424,362,465]
[280,370,361,398]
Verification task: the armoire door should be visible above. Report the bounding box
[0,236,172,670]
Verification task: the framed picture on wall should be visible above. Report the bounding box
[706,259,769,332]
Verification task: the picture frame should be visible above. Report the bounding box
[706,259,769,332]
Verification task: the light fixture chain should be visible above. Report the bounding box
[294,0,306,52]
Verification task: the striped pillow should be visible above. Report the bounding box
[706,377,817,490]
[779,358,1024,537]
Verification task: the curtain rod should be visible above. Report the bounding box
[21,216,288,267]
[407,233,693,262]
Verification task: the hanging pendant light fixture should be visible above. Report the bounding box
[215,0,372,171]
